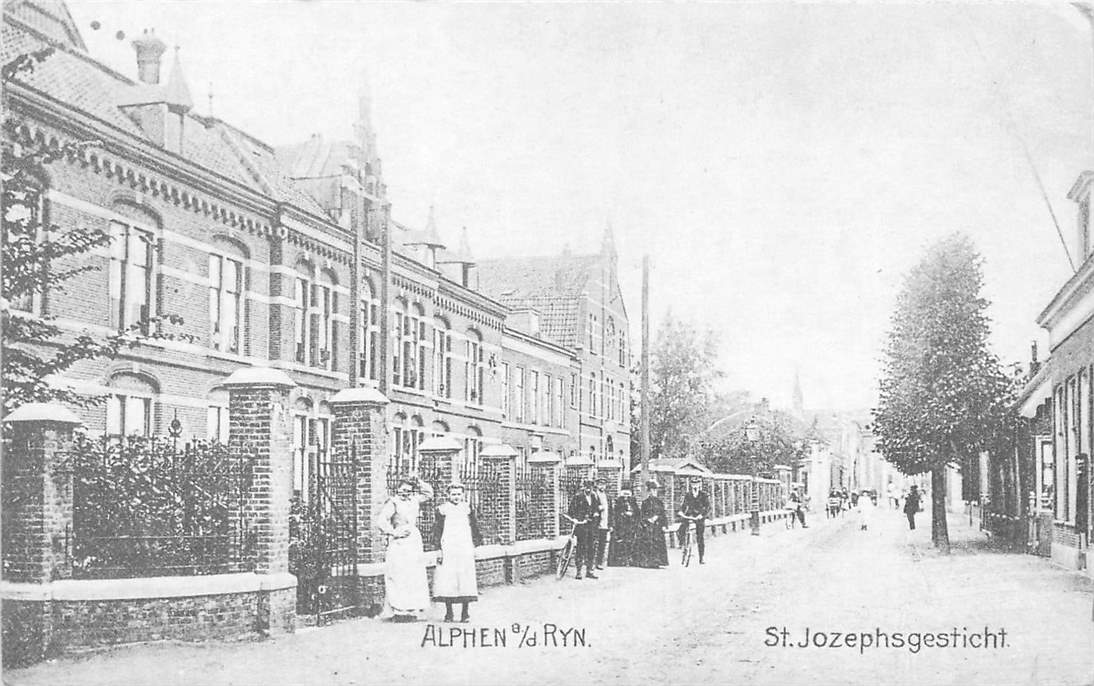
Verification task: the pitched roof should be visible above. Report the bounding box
[4,0,85,51]
[476,254,601,347]
[3,9,334,221]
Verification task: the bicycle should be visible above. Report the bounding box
[680,524,694,567]
[556,514,584,580]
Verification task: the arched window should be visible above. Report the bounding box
[465,329,484,404]
[358,279,379,382]
[392,412,408,469]
[206,388,229,441]
[209,238,247,354]
[294,264,336,369]
[606,318,616,363]
[588,372,597,418]
[618,331,627,369]
[106,372,157,437]
[433,316,452,398]
[413,304,427,391]
[109,204,159,332]
[392,298,406,386]
[605,436,614,461]
[431,420,449,438]
[464,425,482,466]
[409,415,424,467]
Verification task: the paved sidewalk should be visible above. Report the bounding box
[6,509,1094,686]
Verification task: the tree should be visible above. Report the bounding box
[872,233,1015,553]
[1,51,185,415]
[644,312,724,462]
[697,409,806,476]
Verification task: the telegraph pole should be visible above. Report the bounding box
[379,202,392,395]
[640,255,651,494]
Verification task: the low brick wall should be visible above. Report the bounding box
[1,573,296,666]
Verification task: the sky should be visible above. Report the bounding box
[65,1,1094,412]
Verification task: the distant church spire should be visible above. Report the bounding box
[792,368,804,417]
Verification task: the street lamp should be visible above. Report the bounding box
[745,419,762,536]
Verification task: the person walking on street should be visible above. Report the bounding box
[566,479,602,579]
[432,482,482,623]
[858,489,875,531]
[677,478,711,564]
[789,488,808,528]
[635,480,669,568]
[377,474,434,621]
[903,484,922,530]
[593,478,611,571]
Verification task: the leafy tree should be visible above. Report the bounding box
[697,409,806,476]
[872,233,1015,553]
[1,52,186,415]
[645,312,724,462]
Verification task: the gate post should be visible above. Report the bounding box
[329,387,389,565]
[223,366,297,635]
[1,403,82,666]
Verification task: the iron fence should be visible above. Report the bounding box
[65,435,255,579]
[515,465,554,541]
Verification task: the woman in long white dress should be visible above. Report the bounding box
[858,489,875,531]
[432,483,483,622]
[377,475,434,621]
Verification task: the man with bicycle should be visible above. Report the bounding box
[566,479,602,579]
[676,477,711,565]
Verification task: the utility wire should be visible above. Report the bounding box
[961,10,1078,273]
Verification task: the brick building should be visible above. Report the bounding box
[1016,169,1094,575]
[478,230,632,473]
[1,0,631,479]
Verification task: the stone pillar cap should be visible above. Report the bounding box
[221,366,296,388]
[480,443,518,459]
[329,387,389,405]
[4,402,83,426]
[418,436,462,452]
[527,450,562,464]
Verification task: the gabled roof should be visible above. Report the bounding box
[476,253,602,347]
[3,8,337,223]
[4,0,86,51]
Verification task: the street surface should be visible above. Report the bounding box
[8,509,1094,686]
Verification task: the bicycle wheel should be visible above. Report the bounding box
[556,538,574,579]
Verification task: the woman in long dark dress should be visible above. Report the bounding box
[607,486,640,567]
[635,480,669,568]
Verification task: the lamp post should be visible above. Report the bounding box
[745,419,762,536]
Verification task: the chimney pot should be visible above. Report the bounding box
[132,29,167,85]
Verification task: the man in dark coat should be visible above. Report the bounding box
[608,485,640,567]
[903,485,922,530]
[635,480,669,568]
[566,479,602,579]
[677,478,712,564]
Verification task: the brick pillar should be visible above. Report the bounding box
[1,404,83,666]
[481,444,517,546]
[328,387,389,565]
[528,451,561,539]
[597,464,621,502]
[223,368,295,577]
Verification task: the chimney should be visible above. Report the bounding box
[132,29,167,84]
[1029,340,1041,377]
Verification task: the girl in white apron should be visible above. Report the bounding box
[432,483,483,622]
[377,476,434,621]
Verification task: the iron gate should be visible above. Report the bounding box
[289,444,359,624]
